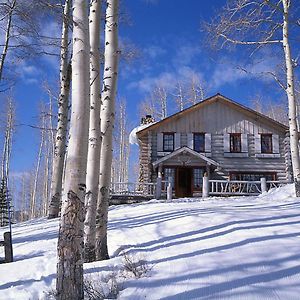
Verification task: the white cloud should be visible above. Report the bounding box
[129,66,205,93]
[173,44,202,66]
[210,56,279,89]
[15,61,40,85]
[144,45,166,59]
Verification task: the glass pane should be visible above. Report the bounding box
[163,134,174,151]
[261,134,272,153]
[194,134,205,152]
[193,168,204,189]
[164,168,175,187]
[230,134,241,152]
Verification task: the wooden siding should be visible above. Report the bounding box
[138,99,290,184]
[210,134,287,181]
[153,100,285,135]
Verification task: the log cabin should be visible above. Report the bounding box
[135,93,292,198]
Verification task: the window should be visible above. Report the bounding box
[261,134,272,153]
[164,168,175,188]
[163,133,174,151]
[193,168,204,189]
[230,172,276,181]
[194,133,205,152]
[230,133,241,153]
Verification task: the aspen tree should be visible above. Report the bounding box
[56,0,89,298]
[207,0,300,194]
[95,0,119,261]
[48,0,72,219]
[84,0,102,263]
[30,111,46,219]
[282,0,300,192]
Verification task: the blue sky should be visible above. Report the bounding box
[4,0,292,178]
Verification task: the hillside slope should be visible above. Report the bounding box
[0,185,300,299]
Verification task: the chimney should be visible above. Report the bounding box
[141,115,155,125]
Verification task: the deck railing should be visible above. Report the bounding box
[111,179,290,199]
[209,179,290,196]
[111,182,156,197]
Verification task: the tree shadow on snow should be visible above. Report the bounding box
[12,229,58,245]
[109,208,215,231]
[158,264,300,299]
[112,213,300,257]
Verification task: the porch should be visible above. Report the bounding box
[110,178,290,203]
[153,146,220,198]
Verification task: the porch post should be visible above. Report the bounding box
[202,172,209,198]
[260,177,267,194]
[167,177,172,200]
[156,165,162,200]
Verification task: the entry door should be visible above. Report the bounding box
[176,168,192,198]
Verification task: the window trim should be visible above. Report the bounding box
[193,132,205,153]
[261,133,273,154]
[230,133,242,153]
[163,133,174,152]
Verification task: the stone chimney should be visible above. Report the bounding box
[141,114,155,125]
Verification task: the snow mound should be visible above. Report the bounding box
[259,183,295,201]
[129,123,155,145]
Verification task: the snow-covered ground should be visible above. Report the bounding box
[1,185,300,299]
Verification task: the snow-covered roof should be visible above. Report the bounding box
[129,122,156,145]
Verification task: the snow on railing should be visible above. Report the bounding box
[267,180,291,189]
[111,182,156,197]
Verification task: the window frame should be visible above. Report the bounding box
[230,133,242,153]
[193,133,205,153]
[163,133,174,152]
[193,168,204,190]
[261,133,273,154]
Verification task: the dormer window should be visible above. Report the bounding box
[194,133,205,152]
[230,133,241,153]
[163,133,174,151]
[261,134,272,153]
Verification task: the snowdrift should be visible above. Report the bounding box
[0,184,299,299]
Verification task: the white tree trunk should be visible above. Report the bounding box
[48,0,72,219]
[84,0,102,263]
[282,0,300,194]
[95,0,119,261]
[56,0,90,298]
[30,114,45,219]
[1,98,14,184]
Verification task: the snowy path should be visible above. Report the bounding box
[0,185,300,299]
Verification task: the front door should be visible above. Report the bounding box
[176,167,192,198]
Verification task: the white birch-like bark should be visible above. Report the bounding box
[84,0,102,263]
[95,0,119,261]
[48,0,72,219]
[282,0,300,191]
[172,82,185,111]
[56,0,90,298]
[30,115,45,219]
[1,98,14,184]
